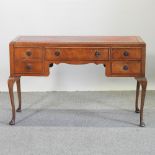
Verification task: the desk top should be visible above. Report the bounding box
[11,36,145,47]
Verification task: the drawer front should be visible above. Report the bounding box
[14,62,43,74]
[45,48,109,60]
[111,61,141,75]
[14,47,43,60]
[111,48,142,60]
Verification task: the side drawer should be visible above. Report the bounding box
[45,48,109,61]
[14,47,43,60]
[111,61,141,75]
[111,48,142,60]
[14,62,43,74]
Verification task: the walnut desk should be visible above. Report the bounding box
[8,36,147,126]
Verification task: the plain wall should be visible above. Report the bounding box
[0,0,155,91]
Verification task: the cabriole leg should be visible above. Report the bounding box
[16,77,22,112]
[135,77,147,127]
[139,79,147,127]
[135,81,140,113]
[8,76,21,125]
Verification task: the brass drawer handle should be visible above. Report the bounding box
[55,50,60,56]
[123,51,129,57]
[25,64,32,70]
[26,51,32,57]
[95,51,101,57]
[123,65,128,71]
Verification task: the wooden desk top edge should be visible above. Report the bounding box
[10,36,146,47]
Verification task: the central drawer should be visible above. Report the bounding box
[45,48,109,61]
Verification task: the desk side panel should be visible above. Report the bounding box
[9,42,15,77]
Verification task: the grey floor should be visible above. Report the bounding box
[0,91,155,155]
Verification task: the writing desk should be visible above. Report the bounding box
[8,36,147,126]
